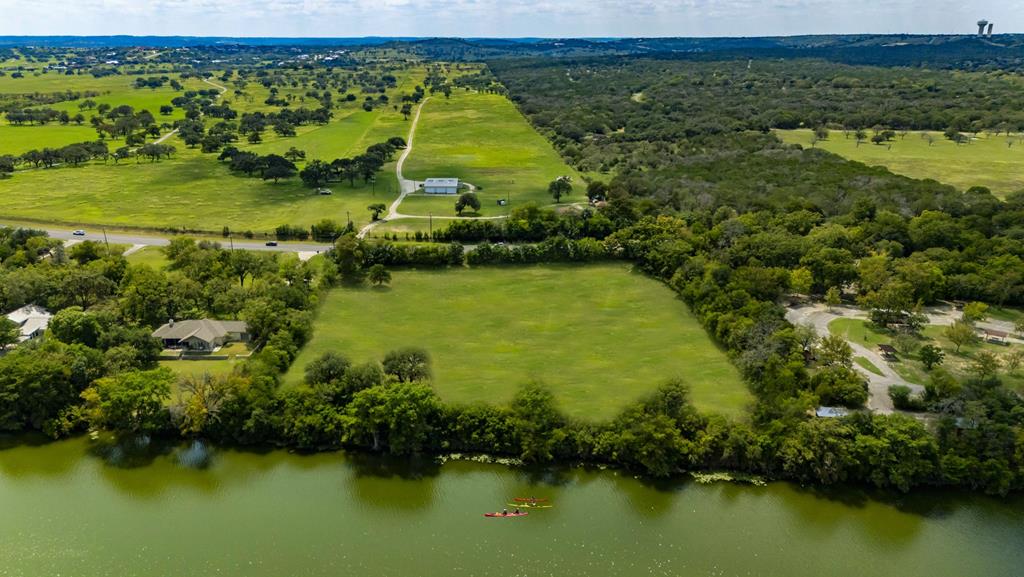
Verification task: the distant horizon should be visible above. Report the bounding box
[0,0,1020,39]
[1,31,1021,41]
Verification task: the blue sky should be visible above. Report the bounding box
[0,0,1020,38]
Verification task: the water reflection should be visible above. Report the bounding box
[1,436,1024,577]
[611,471,688,518]
[344,451,441,511]
[176,439,214,469]
[0,433,79,478]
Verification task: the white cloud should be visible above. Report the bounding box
[0,0,1021,37]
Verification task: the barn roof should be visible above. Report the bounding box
[424,178,459,187]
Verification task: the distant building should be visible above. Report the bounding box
[152,319,250,352]
[816,406,849,419]
[423,178,460,195]
[5,304,52,343]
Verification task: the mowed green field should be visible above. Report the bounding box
[401,90,582,217]
[285,263,750,419]
[777,129,1024,196]
[0,124,100,154]
[0,70,423,232]
[0,147,384,232]
[0,68,204,149]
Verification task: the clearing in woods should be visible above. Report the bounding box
[777,128,1024,196]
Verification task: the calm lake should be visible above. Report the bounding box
[1,436,1022,577]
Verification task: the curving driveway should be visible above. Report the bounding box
[785,303,924,414]
[356,97,510,239]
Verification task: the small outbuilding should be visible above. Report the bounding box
[152,319,250,352]
[422,178,459,195]
[878,344,898,361]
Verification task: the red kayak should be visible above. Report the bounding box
[484,512,529,517]
[512,498,548,502]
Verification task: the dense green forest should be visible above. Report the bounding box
[491,57,1024,167]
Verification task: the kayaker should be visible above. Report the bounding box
[514,508,521,515]
[502,508,508,516]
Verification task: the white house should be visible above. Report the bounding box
[5,304,53,343]
[422,178,460,195]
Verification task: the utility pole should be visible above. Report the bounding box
[429,213,433,239]
[229,235,234,251]
[102,228,109,256]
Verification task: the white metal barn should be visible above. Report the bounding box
[423,178,460,195]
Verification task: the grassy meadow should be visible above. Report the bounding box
[0,64,583,232]
[285,263,750,419]
[0,70,204,152]
[777,129,1024,196]
[0,68,424,232]
[0,147,387,232]
[401,89,582,217]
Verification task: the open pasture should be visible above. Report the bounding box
[401,90,582,217]
[0,68,424,232]
[285,263,750,419]
[777,129,1024,196]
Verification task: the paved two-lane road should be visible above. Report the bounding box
[3,222,333,255]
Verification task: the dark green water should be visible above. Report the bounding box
[1,436,1022,577]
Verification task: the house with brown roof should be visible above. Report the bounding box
[152,319,249,351]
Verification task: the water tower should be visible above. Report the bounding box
[977,19,988,36]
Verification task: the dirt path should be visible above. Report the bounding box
[785,303,924,414]
[357,97,430,238]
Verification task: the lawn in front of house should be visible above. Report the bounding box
[159,341,251,380]
[284,262,750,420]
[160,359,241,381]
